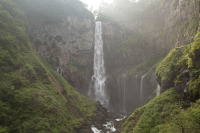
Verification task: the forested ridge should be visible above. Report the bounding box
[0,0,96,132]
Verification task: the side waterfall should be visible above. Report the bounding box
[122,73,127,113]
[89,21,108,107]
[140,74,146,105]
[156,84,161,96]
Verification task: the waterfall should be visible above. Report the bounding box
[140,74,146,104]
[123,74,126,113]
[89,21,107,107]
[57,66,64,75]
[122,73,127,113]
[156,84,161,96]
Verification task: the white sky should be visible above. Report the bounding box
[80,0,113,10]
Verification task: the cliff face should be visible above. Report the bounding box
[121,0,200,132]
[122,32,200,133]
[15,0,95,95]
[100,0,200,113]
[106,70,159,113]
[28,17,94,95]
[14,0,200,114]
[102,0,199,68]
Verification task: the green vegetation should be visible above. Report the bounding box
[129,54,166,75]
[122,89,200,133]
[122,105,145,133]
[180,17,199,41]
[69,63,79,72]
[0,0,96,132]
[113,32,167,76]
[156,44,191,82]
[123,32,200,132]
[156,32,200,99]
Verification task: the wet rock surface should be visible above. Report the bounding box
[77,102,126,133]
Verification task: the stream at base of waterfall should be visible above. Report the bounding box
[91,116,127,133]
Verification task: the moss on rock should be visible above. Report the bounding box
[122,89,200,133]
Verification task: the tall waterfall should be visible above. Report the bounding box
[89,21,108,107]
[140,74,146,105]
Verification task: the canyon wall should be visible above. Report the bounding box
[101,0,200,113]
[15,0,200,113]
[15,0,95,95]
[28,17,94,95]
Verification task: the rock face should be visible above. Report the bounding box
[106,70,159,113]
[100,0,200,112]
[14,0,96,96]
[15,0,200,114]
[102,0,199,67]
[25,0,199,113]
[28,17,94,95]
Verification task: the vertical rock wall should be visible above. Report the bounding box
[107,70,159,113]
[16,0,200,113]
[101,0,200,113]
[27,17,95,95]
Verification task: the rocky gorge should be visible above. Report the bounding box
[1,0,200,132]
[15,0,200,114]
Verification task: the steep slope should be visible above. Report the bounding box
[122,33,200,133]
[156,33,200,99]
[14,0,95,96]
[0,0,96,132]
[122,89,200,133]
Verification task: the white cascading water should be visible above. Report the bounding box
[91,125,102,133]
[140,74,146,104]
[156,84,161,96]
[90,21,108,107]
[103,121,116,132]
[122,73,127,113]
